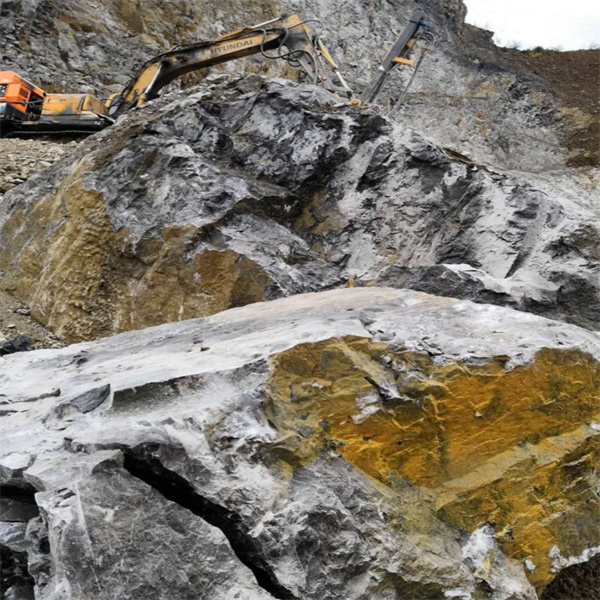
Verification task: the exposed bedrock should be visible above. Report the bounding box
[0,78,598,342]
[0,288,599,598]
[2,0,595,169]
[1,1,598,598]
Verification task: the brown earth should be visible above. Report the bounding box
[506,48,600,167]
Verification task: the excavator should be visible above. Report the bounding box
[0,10,430,137]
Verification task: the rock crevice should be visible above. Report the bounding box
[121,445,294,600]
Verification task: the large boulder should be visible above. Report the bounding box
[1,287,599,598]
[0,78,598,342]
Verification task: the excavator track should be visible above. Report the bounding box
[3,129,97,139]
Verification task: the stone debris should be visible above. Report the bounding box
[0,139,75,195]
[0,334,33,357]
[0,290,63,351]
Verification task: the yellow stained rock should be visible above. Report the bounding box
[0,169,272,342]
[266,336,600,591]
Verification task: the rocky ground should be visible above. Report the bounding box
[0,289,62,351]
[1,76,598,599]
[0,139,75,195]
[2,288,599,600]
[0,0,599,599]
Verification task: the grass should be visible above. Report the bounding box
[496,40,599,54]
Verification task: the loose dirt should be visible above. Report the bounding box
[0,137,76,194]
[506,49,600,167]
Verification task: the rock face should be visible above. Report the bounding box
[1,77,598,342]
[1,288,599,599]
[2,0,596,170]
[29,453,275,600]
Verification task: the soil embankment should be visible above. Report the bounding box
[508,48,600,167]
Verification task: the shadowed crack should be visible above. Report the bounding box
[0,485,37,599]
[122,446,296,600]
[0,484,38,506]
[541,554,600,600]
[1,544,35,599]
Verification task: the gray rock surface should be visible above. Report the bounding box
[0,2,598,598]
[4,286,599,599]
[1,77,597,342]
[29,451,274,600]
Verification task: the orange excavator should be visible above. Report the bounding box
[0,71,112,134]
[0,10,430,137]
[0,14,350,136]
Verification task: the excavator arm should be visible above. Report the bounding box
[1,10,429,137]
[0,13,351,136]
[360,9,430,104]
[108,14,350,117]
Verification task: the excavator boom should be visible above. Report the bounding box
[1,11,430,137]
[1,14,345,135]
[109,14,343,116]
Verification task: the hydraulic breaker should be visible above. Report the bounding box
[360,9,430,104]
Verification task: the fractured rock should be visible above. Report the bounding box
[28,452,275,600]
[0,78,597,342]
[0,287,598,598]
[0,335,33,357]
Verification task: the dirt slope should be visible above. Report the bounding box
[507,48,600,167]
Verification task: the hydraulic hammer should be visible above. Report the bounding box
[360,9,429,104]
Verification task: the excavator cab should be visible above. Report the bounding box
[0,71,45,134]
[0,70,111,135]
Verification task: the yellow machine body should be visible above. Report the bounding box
[41,93,108,118]
[0,74,111,134]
